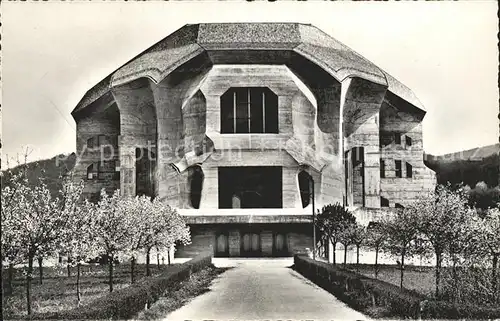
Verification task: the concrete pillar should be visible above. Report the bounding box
[200,165,218,209]
[261,231,273,256]
[342,78,386,208]
[228,230,240,257]
[119,138,136,197]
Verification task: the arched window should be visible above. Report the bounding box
[220,87,278,134]
[188,166,204,209]
[298,170,312,208]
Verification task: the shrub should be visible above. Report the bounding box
[29,254,212,320]
[294,255,423,318]
[294,255,500,319]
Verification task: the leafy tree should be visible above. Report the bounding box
[415,185,473,298]
[350,224,367,272]
[365,222,386,278]
[381,206,419,288]
[338,222,356,266]
[479,207,500,301]
[467,181,500,210]
[315,203,356,264]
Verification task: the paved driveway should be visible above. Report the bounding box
[164,258,369,321]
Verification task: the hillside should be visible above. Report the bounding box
[425,143,499,187]
[1,153,77,197]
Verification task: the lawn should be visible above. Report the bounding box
[2,262,172,318]
[343,264,436,296]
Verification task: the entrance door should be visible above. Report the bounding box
[215,233,229,257]
[241,232,261,257]
[273,232,288,257]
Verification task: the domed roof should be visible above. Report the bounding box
[72,23,424,115]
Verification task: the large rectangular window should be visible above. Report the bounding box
[218,166,282,208]
[221,87,278,134]
[395,160,402,178]
[380,159,385,178]
[406,162,413,178]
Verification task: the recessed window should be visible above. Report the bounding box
[405,135,412,147]
[395,160,402,178]
[406,162,413,178]
[380,159,385,178]
[381,197,389,207]
[188,166,204,209]
[87,164,94,180]
[87,137,95,149]
[394,133,401,145]
[98,135,107,147]
[298,170,313,208]
[220,87,278,134]
[218,166,282,209]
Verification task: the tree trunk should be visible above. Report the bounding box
[168,251,171,265]
[26,255,34,315]
[146,248,151,277]
[435,252,442,298]
[6,262,14,296]
[400,252,405,288]
[374,246,379,279]
[37,257,43,285]
[356,245,360,273]
[131,256,136,284]
[451,256,458,303]
[67,256,72,277]
[157,250,160,270]
[492,254,498,301]
[76,263,81,305]
[108,254,114,293]
[343,244,348,266]
[332,242,336,265]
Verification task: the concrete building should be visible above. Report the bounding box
[71,23,435,258]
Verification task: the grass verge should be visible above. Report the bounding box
[135,264,230,320]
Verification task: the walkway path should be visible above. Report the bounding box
[164,258,369,320]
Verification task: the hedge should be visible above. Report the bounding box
[294,255,500,319]
[29,253,212,320]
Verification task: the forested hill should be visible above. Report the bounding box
[425,143,499,188]
[1,153,77,197]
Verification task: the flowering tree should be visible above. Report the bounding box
[94,189,134,292]
[63,194,99,304]
[381,206,419,288]
[5,177,73,315]
[1,171,29,295]
[316,203,356,264]
[480,207,500,301]
[139,197,190,277]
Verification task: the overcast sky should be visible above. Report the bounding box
[2,1,498,166]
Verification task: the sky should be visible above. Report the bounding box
[2,1,499,167]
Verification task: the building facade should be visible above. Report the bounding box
[71,23,436,257]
